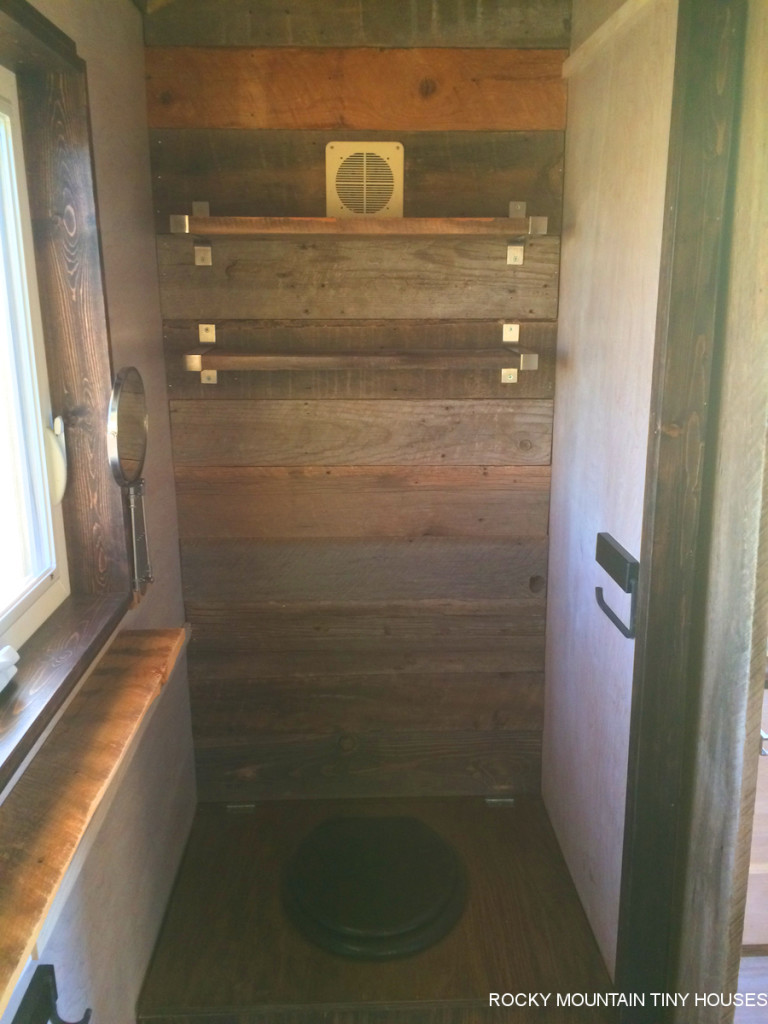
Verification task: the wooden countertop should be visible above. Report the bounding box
[0,628,186,1013]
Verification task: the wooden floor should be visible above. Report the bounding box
[138,797,616,1023]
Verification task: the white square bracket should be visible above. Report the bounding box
[198,323,216,344]
[506,245,525,266]
[201,369,218,384]
[502,323,520,343]
[192,200,210,217]
[500,368,519,384]
[528,216,548,235]
[194,244,212,266]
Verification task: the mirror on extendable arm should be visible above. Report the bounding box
[107,366,153,594]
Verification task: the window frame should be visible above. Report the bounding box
[0,61,71,650]
[0,0,132,795]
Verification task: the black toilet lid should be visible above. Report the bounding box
[282,816,467,959]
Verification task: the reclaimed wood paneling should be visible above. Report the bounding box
[144,0,572,48]
[189,645,545,680]
[189,670,544,737]
[151,130,564,231]
[194,730,542,801]
[164,320,556,400]
[171,399,553,467]
[157,235,559,320]
[146,48,567,132]
[188,600,546,652]
[181,538,548,604]
[149,9,563,802]
[176,466,551,540]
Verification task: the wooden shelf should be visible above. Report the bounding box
[183,347,539,373]
[169,215,547,237]
[0,629,186,1014]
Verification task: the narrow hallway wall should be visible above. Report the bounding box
[543,0,678,975]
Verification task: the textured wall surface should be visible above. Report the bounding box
[542,0,678,975]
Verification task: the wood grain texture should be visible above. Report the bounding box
[164,320,556,401]
[177,216,535,237]
[189,670,544,738]
[195,731,542,800]
[188,601,546,652]
[150,129,564,232]
[188,644,546,680]
[170,399,553,467]
[157,235,560,321]
[616,0,750,1010]
[0,0,80,73]
[176,466,551,540]
[0,629,186,1014]
[20,69,130,595]
[144,0,572,48]
[0,594,129,795]
[137,798,615,1023]
[673,0,768,1008]
[146,48,567,131]
[181,539,548,604]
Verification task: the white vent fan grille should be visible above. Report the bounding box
[326,142,403,217]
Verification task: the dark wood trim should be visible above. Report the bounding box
[615,0,748,1016]
[0,3,132,794]
[20,67,130,595]
[0,0,80,72]
[0,594,130,794]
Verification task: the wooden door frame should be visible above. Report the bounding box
[615,0,768,1017]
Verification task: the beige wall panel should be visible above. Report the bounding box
[542,0,678,975]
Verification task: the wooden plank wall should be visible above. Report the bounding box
[146,1,566,802]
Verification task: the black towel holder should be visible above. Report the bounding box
[594,532,639,639]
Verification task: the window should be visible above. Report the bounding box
[0,63,69,653]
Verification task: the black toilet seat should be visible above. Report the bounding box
[282,816,467,959]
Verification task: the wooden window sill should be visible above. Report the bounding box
[0,594,132,795]
[0,627,186,1014]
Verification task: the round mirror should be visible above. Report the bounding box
[107,366,148,487]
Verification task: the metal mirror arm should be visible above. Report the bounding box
[127,479,154,593]
[107,367,153,595]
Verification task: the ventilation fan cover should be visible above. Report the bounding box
[326,142,403,217]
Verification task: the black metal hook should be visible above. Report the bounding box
[12,966,91,1024]
[595,583,636,639]
[594,532,639,639]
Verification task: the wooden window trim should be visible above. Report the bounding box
[0,0,132,795]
